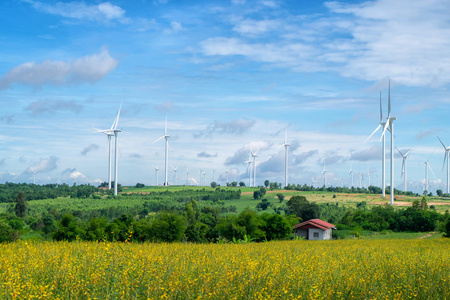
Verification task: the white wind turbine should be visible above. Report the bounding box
[95,104,122,196]
[153,165,159,186]
[250,148,258,187]
[225,169,229,185]
[186,169,189,185]
[365,91,387,197]
[367,170,371,187]
[95,104,121,191]
[423,154,436,193]
[32,170,37,185]
[212,169,216,183]
[380,82,396,205]
[322,163,328,187]
[396,147,412,192]
[349,164,354,188]
[172,166,178,185]
[153,116,170,186]
[276,128,290,188]
[199,169,203,186]
[437,136,450,194]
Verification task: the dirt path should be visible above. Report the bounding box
[241,190,291,195]
[418,232,437,239]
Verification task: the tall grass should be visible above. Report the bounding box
[0,239,449,299]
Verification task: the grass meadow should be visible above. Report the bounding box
[0,239,449,299]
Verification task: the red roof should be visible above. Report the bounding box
[294,219,336,230]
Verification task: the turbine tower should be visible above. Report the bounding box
[365,91,386,197]
[396,147,412,192]
[276,128,290,188]
[322,163,328,187]
[437,136,450,194]
[225,169,229,185]
[380,81,396,205]
[153,116,170,186]
[32,170,37,185]
[250,149,258,187]
[349,164,354,188]
[153,165,159,186]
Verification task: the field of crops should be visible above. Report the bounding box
[1,239,449,299]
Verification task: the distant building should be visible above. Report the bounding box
[293,219,336,240]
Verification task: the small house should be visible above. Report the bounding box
[293,219,336,240]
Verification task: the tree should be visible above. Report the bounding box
[264,180,270,188]
[210,182,217,188]
[135,183,145,188]
[239,182,245,187]
[287,195,320,221]
[277,193,285,203]
[253,191,262,200]
[436,189,443,197]
[14,191,27,218]
[231,182,238,187]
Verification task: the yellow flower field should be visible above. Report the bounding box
[0,239,449,299]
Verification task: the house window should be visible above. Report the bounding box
[313,232,319,238]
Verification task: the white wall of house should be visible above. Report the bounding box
[294,228,332,240]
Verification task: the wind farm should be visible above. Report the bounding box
[2,1,450,299]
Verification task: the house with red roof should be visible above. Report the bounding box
[293,219,336,240]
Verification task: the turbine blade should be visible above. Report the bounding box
[152,136,165,144]
[364,124,382,143]
[437,136,446,149]
[379,120,389,142]
[443,152,447,172]
[401,159,405,176]
[396,146,403,156]
[404,149,412,157]
[429,163,437,180]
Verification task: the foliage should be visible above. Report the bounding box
[286,196,320,220]
[1,239,449,298]
[14,191,27,218]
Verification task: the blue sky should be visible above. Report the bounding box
[1,0,450,193]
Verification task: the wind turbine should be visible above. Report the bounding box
[199,169,203,186]
[423,154,436,193]
[186,169,189,185]
[380,81,396,205]
[322,163,328,187]
[212,169,216,183]
[95,105,121,191]
[396,147,412,192]
[349,164,354,188]
[365,91,386,197]
[250,148,258,187]
[153,116,170,186]
[153,165,159,186]
[172,166,178,185]
[276,128,290,188]
[225,169,229,185]
[437,136,450,194]
[32,170,37,185]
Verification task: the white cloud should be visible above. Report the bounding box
[28,156,59,173]
[201,0,450,86]
[0,48,119,89]
[233,19,281,37]
[24,0,129,23]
